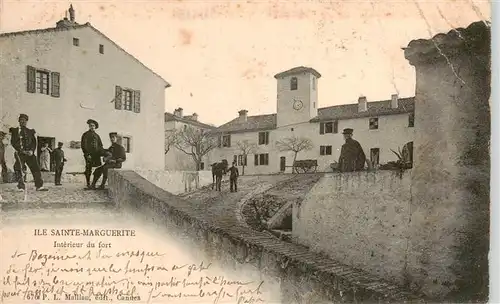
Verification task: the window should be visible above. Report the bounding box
[123,90,133,111]
[320,145,332,156]
[312,77,316,90]
[258,131,269,145]
[291,128,294,131]
[254,153,269,166]
[35,71,49,95]
[117,136,131,153]
[26,66,60,97]
[99,44,104,54]
[222,135,231,147]
[238,155,247,166]
[320,121,338,134]
[369,117,379,130]
[200,162,205,170]
[290,77,298,90]
[114,86,141,113]
[370,148,380,166]
[408,113,414,127]
[73,38,79,46]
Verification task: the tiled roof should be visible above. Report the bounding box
[164,112,216,130]
[274,66,321,79]
[215,97,414,133]
[312,97,415,122]
[0,22,170,87]
[216,114,277,133]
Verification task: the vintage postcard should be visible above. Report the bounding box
[0,1,493,303]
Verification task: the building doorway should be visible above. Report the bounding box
[370,148,380,168]
[280,156,286,172]
[37,136,55,172]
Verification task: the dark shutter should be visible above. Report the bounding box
[244,155,247,166]
[51,72,60,97]
[254,154,258,166]
[265,154,269,165]
[217,136,222,148]
[333,121,338,133]
[320,123,324,134]
[27,66,36,93]
[228,135,231,147]
[133,90,141,113]
[115,86,123,110]
[265,132,269,145]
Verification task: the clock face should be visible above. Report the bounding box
[293,99,303,111]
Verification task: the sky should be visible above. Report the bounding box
[0,0,491,126]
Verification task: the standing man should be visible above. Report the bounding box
[338,128,367,172]
[229,161,239,192]
[0,131,8,183]
[81,119,103,189]
[90,132,126,190]
[53,142,67,186]
[9,114,47,191]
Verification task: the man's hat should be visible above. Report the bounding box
[87,119,99,129]
[58,142,63,146]
[342,128,354,135]
[19,114,28,121]
[109,132,118,137]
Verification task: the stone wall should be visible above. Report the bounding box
[292,170,412,284]
[135,170,212,194]
[108,170,423,303]
[404,21,490,301]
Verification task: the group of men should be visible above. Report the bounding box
[6,114,125,191]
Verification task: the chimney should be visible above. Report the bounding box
[238,110,248,122]
[191,113,198,121]
[358,96,367,112]
[173,108,183,118]
[69,4,75,22]
[391,94,399,109]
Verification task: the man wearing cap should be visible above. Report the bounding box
[90,132,126,189]
[9,114,47,191]
[81,119,103,189]
[53,142,67,186]
[338,128,367,172]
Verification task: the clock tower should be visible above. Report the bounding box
[274,66,321,128]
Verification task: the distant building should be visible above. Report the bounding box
[210,66,415,174]
[0,6,170,173]
[164,108,215,171]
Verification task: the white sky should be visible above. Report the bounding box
[0,0,491,126]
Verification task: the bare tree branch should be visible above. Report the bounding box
[171,126,217,170]
[276,136,313,173]
[236,140,257,175]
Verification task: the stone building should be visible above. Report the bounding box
[0,6,170,173]
[164,108,215,171]
[210,66,415,175]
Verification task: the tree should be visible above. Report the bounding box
[172,126,217,171]
[276,136,313,173]
[236,140,257,175]
[164,130,177,155]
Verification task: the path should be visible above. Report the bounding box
[0,183,113,211]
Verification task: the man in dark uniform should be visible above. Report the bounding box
[338,128,367,172]
[81,119,103,189]
[53,142,67,186]
[90,132,126,190]
[9,114,47,191]
[229,161,239,192]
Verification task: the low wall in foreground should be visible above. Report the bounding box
[108,170,424,303]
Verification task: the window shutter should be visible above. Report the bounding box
[228,135,231,147]
[265,154,269,165]
[244,155,247,166]
[115,86,123,110]
[50,72,60,97]
[265,132,269,145]
[217,136,222,148]
[27,66,36,93]
[133,90,141,113]
[254,154,258,166]
[334,121,338,133]
[320,123,324,134]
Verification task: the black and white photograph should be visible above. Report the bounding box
[0,1,494,303]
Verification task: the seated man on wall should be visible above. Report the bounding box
[338,128,369,172]
[90,132,126,190]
